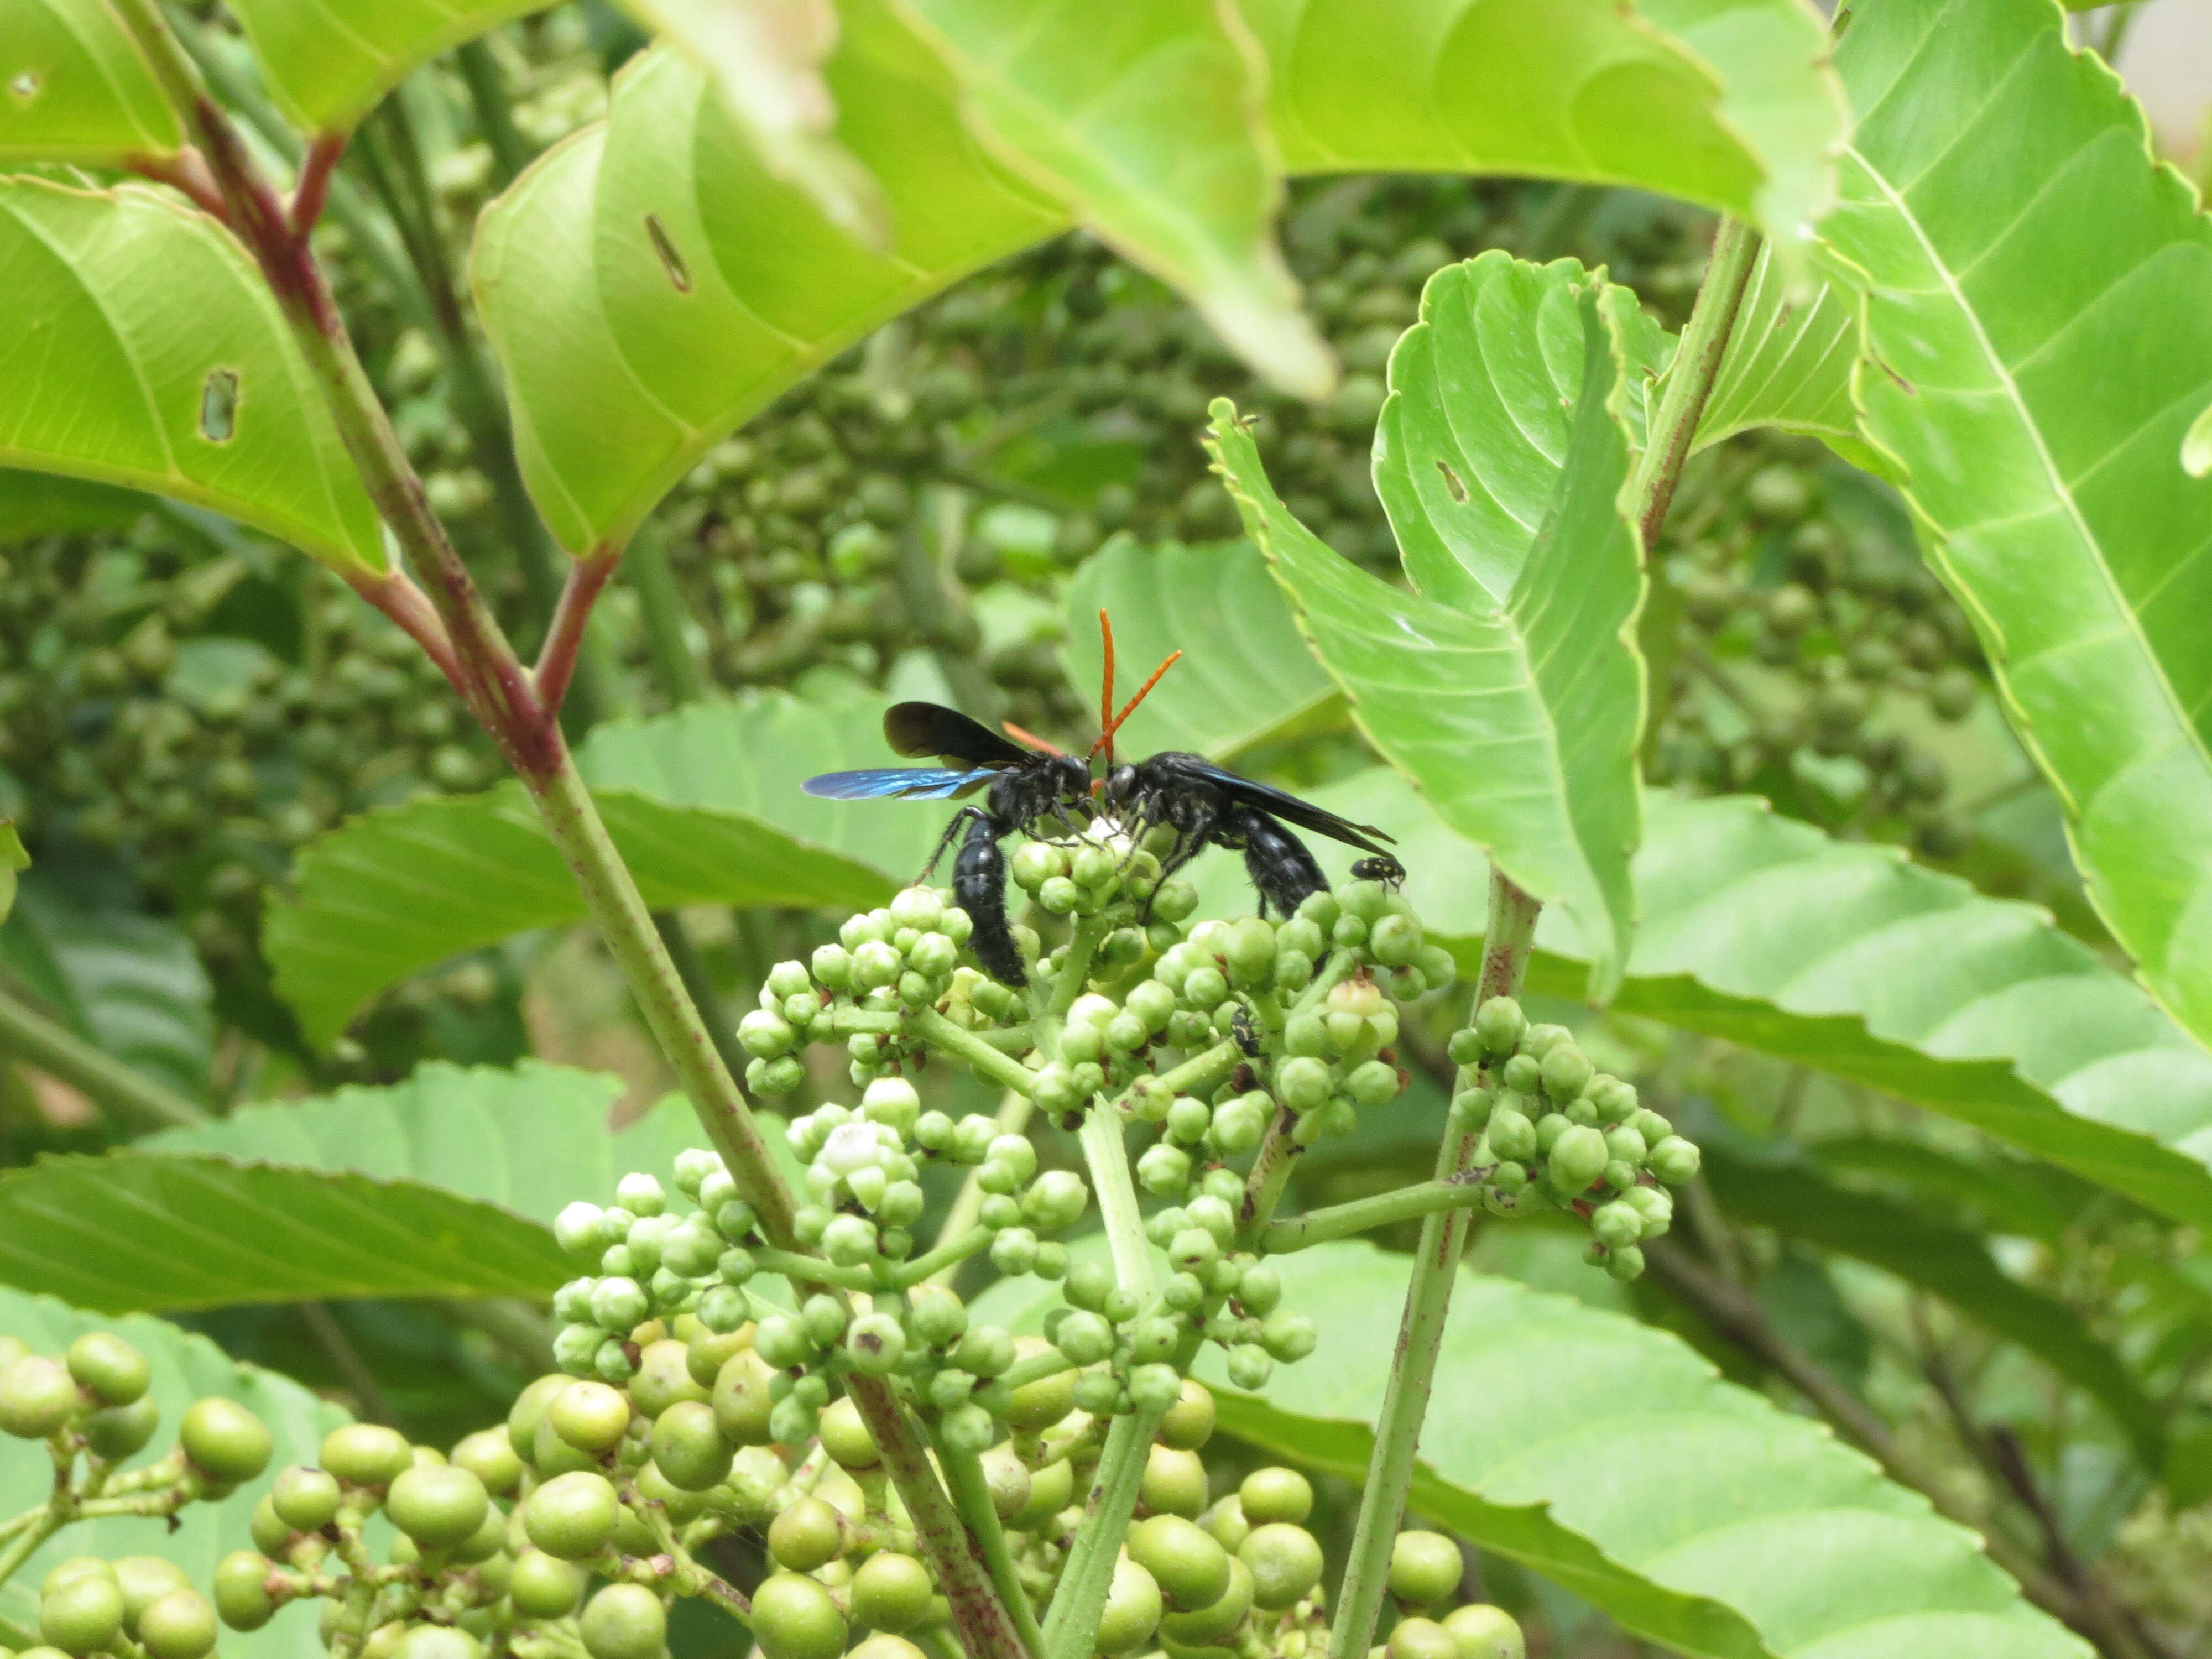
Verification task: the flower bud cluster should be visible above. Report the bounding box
[1444,997,1702,1280]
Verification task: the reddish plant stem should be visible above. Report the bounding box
[536,546,621,712]
[126,148,229,220]
[345,568,460,690]
[291,131,346,236]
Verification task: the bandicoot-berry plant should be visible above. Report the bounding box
[5,3,2212,1659]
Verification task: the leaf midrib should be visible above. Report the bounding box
[1850,142,2212,801]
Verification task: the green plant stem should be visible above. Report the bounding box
[910,1009,1041,1095]
[846,1376,1033,1659]
[895,1226,994,1289]
[930,1090,1032,1287]
[1326,867,1541,1659]
[0,985,208,1129]
[655,910,748,1088]
[750,1249,874,1291]
[1040,1098,1161,1658]
[625,521,711,706]
[0,1511,60,1592]
[1260,1175,1489,1254]
[936,1431,1049,1657]
[1628,216,1761,550]
[451,39,534,188]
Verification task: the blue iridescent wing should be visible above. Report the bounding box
[801,767,992,801]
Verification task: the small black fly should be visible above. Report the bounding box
[804,702,1089,987]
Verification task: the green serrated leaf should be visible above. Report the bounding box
[976,1240,2083,1658]
[0,875,213,1105]
[225,0,541,132]
[1287,768,2212,1229]
[1819,0,2212,1052]
[1211,258,1645,997]
[475,0,1844,554]
[895,0,1331,398]
[0,179,385,572]
[1704,1143,2163,1468]
[1691,240,1860,454]
[619,0,890,247]
[0,0,182,163]
[0,1154,566,1311]
[0,1287,346,1659]
[1807,1134,2095,1246]
[1061,538,1337,761]
[265,695,942,1046]
[137,1058,723,1226]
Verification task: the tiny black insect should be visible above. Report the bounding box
[804,702,1089,987]
[1103,750,1401,919]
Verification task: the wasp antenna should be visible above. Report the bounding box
[1105,650,1182,739]
[1001,720,1067,757]
[1091,609,1119,764]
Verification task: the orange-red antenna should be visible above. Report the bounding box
[1089,648,1181,761]
[1096,609,1117,768]
[1001,720,1066,756]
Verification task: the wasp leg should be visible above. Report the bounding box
[919,805,992,885]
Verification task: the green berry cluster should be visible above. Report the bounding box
[1442,998,1698,1281]
[1648,434,1986,855]
[0,1330,274,1659]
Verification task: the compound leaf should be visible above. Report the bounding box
[224,0,541,132]
[1703,1143,2163,1468]
[895,0,1331,398]
[1062,537,1338,762]
[0,875,214,1105]
[1824,0,2212,1052]
[138,1058,728,1227]
[265,695,941,1045]
[0,179,385,572]
[0,0,181,164]
[1214,257,1647,998]
[0,1154,567,1310]
[0,1287,346,1659]
[476,0,1844,553]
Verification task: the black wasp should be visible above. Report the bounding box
[803,702,1089,987]
[1103,750,1404,919]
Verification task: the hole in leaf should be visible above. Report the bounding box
[198,369,239,444]
[8,70,38,100]
[644,215,691,293]
[1434,460,1467,503]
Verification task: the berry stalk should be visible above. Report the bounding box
[1324,865,1541,1659]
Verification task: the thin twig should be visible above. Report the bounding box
[536,547,621,711]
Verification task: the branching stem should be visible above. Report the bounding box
[1260,1175,1490,1254]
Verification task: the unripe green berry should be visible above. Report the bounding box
[66,1333,149,1406]
[1159,1554,1253,1645]
[852,1552,933,1631]
[712,1349,775,1446]
[1096,1556,1163,1655]
[80,1395,159,1461]
[271,1464,343,1533]
[135,1590,216,1659]
[211,1553,274,1631]
[451,1426,523,1496]
[1128,1514,1230,1611]
[1003,1337,1076,1429]
[1649,1135,1702,1184]
[1624,1185,1674,1237]
[1473,996,1525,1057]
[906,1286,968,1348]
[575,1584,664,1659]
[1485,1106,1536,1163]
[113,1556,191,1628]
[1547,1124,1609,1195]
[41,1568,124,1653]
[509,1550,585,1619]
[650,1400,733,1492]
[1239,1465,1312,1524]
[1142,1443,1209,1517]
[769,1496,844,1572]
[1443,1603,1526,1659]
[180,1398,272,1483]
[1241,1521,1323,1611]
[523,1471,620,1560]
[548,1381,630,1453]
[1368,912,1421,967]
[1389,1529,1462,1607]
[1347,1057,1400,1108]
[1390,1616,1462,1659]
[1228,1343,1272,1390]
[0,1357,79,1439]
[1606,1244,1647,1281]
[1540,1044,1594,1100]
[750,1573,846,1659]
[1157,1378,1215,1450]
